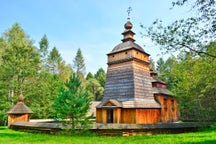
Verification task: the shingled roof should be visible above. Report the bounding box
[153,87,173,96]
[7,102,33,114]
[109,41,146,54]
[97,98,161,108]
[7,93,33,114]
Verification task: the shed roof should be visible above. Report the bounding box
[153,87,173,96]
[151,77,166,84]
[7,102,33,114]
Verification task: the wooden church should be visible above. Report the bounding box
[96,16,179,124]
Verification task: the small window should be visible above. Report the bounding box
[171,99,175,111]
[164,98,167,109]
[125,52,128,54]
[171,99,174,105]
[136,52,139,54]
[112,55,115,58]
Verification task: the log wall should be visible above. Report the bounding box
[96,109,102,123]
[136,109,161,124]
[108,49,149,64]
[121,109,136,124]
[96,108,162,124]
[155,94,179,122]
[8,114,29,127]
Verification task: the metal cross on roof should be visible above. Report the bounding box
[127,7,132,20]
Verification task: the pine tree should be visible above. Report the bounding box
[48,47,62,74]
[73,48,86,81]
[39,34,49,69]
[54,73,92,131]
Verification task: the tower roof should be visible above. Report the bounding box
[109,19,149,55]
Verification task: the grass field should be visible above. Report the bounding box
[0,125,216,144]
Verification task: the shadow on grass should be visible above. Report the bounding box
[183,140,216,144]
[0,133,24,137]
[0,127,8,130]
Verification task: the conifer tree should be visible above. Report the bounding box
[73,48,86,81]
[54,73,92,131]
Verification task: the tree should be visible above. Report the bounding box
[73,48,86,80]
[94,68,106,88]
[48,47,62,74]
[158,43,216,121]
[156,58,166,77]
[156,56,178,89]
[86,72,94,80]
[39,34,49,69]
[86,78,104,101]
[0,23,41,124]
[25,72,63,119]
[58,62,73,82]
[149,57,156,71]
[1,23,40,99]
[53,73,92,131]
[142,0,216,58]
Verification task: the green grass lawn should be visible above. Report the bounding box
[0,126,216,144]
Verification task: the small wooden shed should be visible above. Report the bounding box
[7,93,33,127]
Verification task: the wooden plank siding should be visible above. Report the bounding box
[96,108,162,124]
[121,109,136,124]
[96,109,102,123]
[136,109,161,124]
[154,94,179,122]
[8,114,30,127]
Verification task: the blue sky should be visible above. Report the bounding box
[0,0,190,74]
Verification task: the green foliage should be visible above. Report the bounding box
[156,55,178,89]
[94,68,106,87]
[156,43,216,121]
[86,72,94,80]
[58,62,73,82]
[0,23,40,98]
[149,1,216,119]
[48,47,62,74]
[149,57,156,71]
[73,48,86,80]
[39,34,49,64]
[142,0,216,58]
[53,73,92,131]
[0,23,74,123]
[25,72,63,118]
[86,78,104,101]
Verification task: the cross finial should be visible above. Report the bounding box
[127,7,132,20]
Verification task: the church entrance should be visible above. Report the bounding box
[107,109,113,123]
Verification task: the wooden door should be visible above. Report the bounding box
[107,109,113,123]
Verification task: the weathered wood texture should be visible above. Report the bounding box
[104,62,135,100]
[10,121,61,134]
[155,94,179,122]
[108,49,149,64]
[8,114,30,127]
[121,109,136,123]
[96,108,162,124]
[136,109,161,124]
[104,59,154,101]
